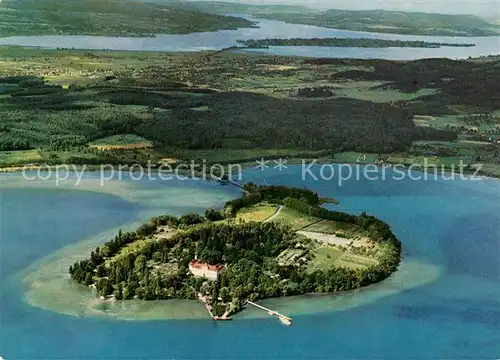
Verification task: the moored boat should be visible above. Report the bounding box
[279,317,292,326]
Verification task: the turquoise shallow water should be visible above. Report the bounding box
[1,166,499,359]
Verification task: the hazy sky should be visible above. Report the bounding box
[212,0,500,17]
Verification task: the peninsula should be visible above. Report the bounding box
[69,184,402,319]
[253,9,500,37]
[165,2,500,37]
[0,0,254,37]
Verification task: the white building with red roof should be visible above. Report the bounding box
[188,258,223,280]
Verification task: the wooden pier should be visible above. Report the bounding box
[245,300,293,326]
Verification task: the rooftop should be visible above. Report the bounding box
[189,260,223,272]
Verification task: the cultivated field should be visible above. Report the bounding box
[0,149,43,166]
[89,134,153,151]
[236,204,277,223]
[271,207,319,230]
[237,203,381,272]
[307,246,344,271]
[297,231,353,247]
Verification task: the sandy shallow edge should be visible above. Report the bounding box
[19,219,443,321]
[2,173,444,321]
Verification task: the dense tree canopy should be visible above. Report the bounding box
[69,185,401,307]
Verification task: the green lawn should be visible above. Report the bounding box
[336,253,377,270]
[413,140,491,148]
[172,148,330,164]
[307,246,344,272]
[414,114,499,135]
[334,82,439,103]
[332,152,378,163]
[105,238,155,267]
[271,207,320,230]
[0,149,43,166]
[39,150,103,162]
[89,134,152,146]
[229,74,303,90]
[236,204,277,223]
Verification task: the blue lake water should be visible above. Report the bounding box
[1,166,499,359]
[0,16,498,60]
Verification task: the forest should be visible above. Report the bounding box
[0,76,453,162]
[167,1,311,15]
[323,58,500,110]
[69,185,402,315]
[0,0,253,37]
[238,38,475,49]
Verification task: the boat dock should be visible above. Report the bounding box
[196,291,232,321]
[245,300,293,326]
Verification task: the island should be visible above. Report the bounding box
[237,38,476,49]
[69,184,402,320]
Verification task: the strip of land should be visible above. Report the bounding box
[238,38,476,49]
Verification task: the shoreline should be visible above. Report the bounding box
[65,184,404,318]
[2,167,446,321]
[20,222,442,321]
[1,156,497,180]
[236,39,477,49]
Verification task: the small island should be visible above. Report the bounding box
[237,38,476,49]
[69,184,401,321]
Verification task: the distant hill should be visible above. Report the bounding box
[165,2,500,37]
[0,0,254,37]
[254,8,500,37]
[164,1,312,15]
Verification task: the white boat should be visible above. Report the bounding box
[279,316,292,326]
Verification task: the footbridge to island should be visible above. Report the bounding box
[210,175,246,191]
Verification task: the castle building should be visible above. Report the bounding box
[188,259,223,280]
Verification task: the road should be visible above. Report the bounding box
[264,205,283,223]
